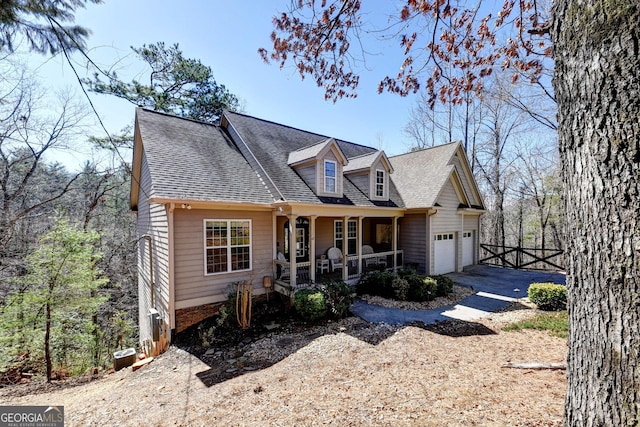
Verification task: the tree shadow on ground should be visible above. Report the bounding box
[175,296,401,388]
[408,319,497,337]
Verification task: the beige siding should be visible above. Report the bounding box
[463,215,479,230]
[348,173,370,196]
[432,179,463,233]
[399,214,428,274]
[316,217,338,255]
[432,178,464,273]
[452,154,478,206]
[296,164,316,190]
[173,209,272,308]
[137,152,171,345]
[317,150,344,196]
[370,158,389,200]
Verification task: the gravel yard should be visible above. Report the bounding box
[1,303,567,426]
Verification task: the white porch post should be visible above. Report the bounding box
[393,216,399,270]
[288,214,297,287]
[310,215,317,284]
[272,211,278,278]
[342,216,349,281]
[357,216,363,276]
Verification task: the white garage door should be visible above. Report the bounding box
[462,231,474,266]
[434,233,456,274]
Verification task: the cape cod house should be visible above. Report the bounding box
[130,108,485,354]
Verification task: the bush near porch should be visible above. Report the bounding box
[293,280,355,322]
[356,269,454,302]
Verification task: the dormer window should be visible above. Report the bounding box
[324,160,337,193]
[375,169,385,198]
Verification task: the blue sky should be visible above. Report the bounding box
[27,1,422,170]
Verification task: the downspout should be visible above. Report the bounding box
[143,235,154,307]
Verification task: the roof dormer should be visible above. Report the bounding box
[344,150,394,201]
[288,138,348,197]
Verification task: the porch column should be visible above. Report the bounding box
[342,216,349,281]
[357,216,364,276]
[393,216,399,270]
[272,211,278,278]
[288,214,297,287]
[310,215,317,284]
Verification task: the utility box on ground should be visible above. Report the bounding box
[113,348,137,371]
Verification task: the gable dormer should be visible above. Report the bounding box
[344,150,394,201]
[288,138,348,197]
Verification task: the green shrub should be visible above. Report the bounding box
[293,288,327,321]
[320,280,354,319]
[528,283,567,311]
[408,276,438,302]
[433,275,454,297]
[357,271,395,298]
[397,268,417,279]
[391,277,410,301]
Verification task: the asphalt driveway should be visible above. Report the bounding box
[350,264,566,325]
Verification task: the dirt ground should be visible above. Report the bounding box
[1,304,567,427]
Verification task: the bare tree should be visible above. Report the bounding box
[0,63,88,279]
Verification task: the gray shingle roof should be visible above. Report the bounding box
[223,111,404,207]
[135,108,465,210]
[136,108,273,204]
[288,138,343,166]
[343,151,379,173]
[389,142,460,209]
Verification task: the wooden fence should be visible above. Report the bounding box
[479,244,564,271]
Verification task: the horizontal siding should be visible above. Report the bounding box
[452,155,478,206]
[463,215,479,231]
[296,164,316,192]
[349,174,369,198]
[318,150,344,196]
[173,209,272,305]
[399,214,427,274]
[371,158,389,200]
[432,179,463,233]
[137,151,170,345]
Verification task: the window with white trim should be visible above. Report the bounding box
[204,219,251,274]
[335,219,357,255]
[375,169,385,198]
[324,160,336,193]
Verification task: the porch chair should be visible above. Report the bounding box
[362,245,377,268]
[276,252,290,279]
[327,247,344,272]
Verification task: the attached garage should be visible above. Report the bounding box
[434,232,456,274]
[462,231,474,266]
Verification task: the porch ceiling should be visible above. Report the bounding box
[274,202,405,218]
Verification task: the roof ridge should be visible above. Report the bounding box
[223,109,378,152]
[388,141,460,159]
[138,107,222,127]
[290,137,333,153]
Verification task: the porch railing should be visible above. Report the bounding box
[274,250,403,286]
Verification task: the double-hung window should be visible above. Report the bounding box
[334,219,357,255]
[204,220,251,274]
[324,160,336,193]
[375,169,385,198]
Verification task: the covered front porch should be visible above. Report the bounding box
[270,203,404,294]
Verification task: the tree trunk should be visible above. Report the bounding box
[45,300,52,382]
[552,1,640,425]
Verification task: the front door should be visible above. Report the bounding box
[284,217,309,262]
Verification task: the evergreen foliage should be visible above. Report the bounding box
[0,217,108,381]
[84,42,240,123]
